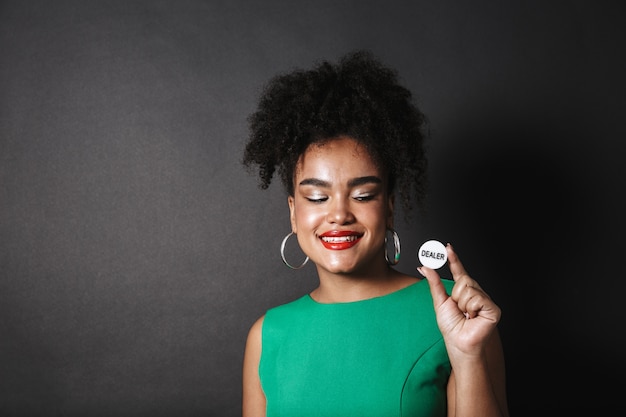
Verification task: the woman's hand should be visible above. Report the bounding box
[418,243,501,357]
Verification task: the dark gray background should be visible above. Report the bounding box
[1,0,624,415]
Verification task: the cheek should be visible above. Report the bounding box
[294,205,325,227]
[359,204,391,231]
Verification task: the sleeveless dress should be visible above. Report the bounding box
[259,278,455,417]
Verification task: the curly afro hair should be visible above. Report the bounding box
[242,50,429,217]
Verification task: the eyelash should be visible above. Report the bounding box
[306,195,374,203]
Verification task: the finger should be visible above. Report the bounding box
[455,288,484,318]
[446,244,484,292]
[417,266,449,309]
[461,290,500,322]
[445,243,470,281]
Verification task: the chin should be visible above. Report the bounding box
[322,260,363,275]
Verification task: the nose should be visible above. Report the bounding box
[326,197,355,224]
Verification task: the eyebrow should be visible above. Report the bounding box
[298,176,382,188]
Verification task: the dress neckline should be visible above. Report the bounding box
[305,279,426,306]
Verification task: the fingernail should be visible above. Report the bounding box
[416,267,426,277]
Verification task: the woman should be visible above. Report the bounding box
[241,50,508,417]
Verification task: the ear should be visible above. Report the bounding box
[386,193,395,229]
[288,195,297,233]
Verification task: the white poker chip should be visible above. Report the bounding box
[417,239,448,269]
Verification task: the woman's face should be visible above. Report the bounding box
[288,136,394,276]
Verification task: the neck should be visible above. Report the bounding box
[311,266,418,303]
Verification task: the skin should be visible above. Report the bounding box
[242,136,509,417]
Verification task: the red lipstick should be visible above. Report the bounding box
[319,230,362,250]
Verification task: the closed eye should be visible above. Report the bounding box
[306,196,328,203]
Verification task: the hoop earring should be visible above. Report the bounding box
[280,232,309,269]
[385,229,401,265]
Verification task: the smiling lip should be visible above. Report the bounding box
[319,230,362,250]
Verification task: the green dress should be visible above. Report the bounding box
[259,279,455,417]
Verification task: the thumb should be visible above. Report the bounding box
[417,266,449,309]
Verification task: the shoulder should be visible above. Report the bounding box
[265,295,312,320]
[245,314,265,350]
[413,277,455,296]
[247,295,310,339]
[248,314,265,337]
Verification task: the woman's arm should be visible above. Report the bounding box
[242,315,266,417]
[446,328,509,417]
